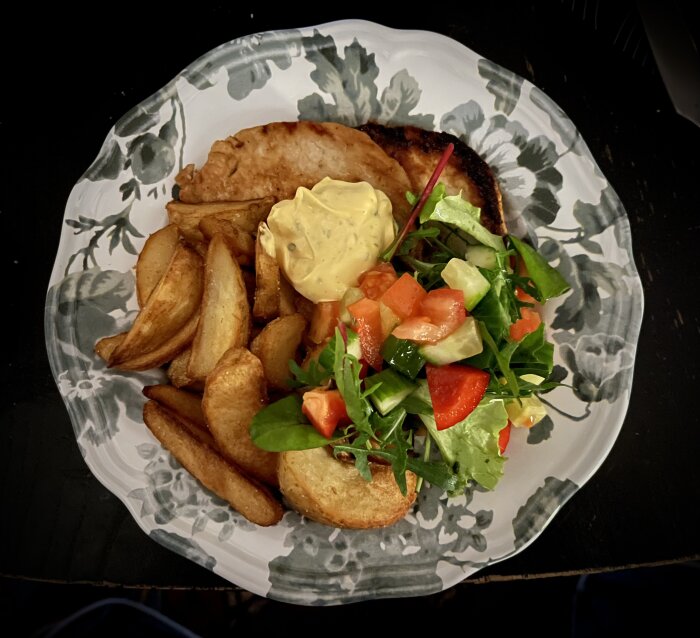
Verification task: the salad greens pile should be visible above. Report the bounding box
[250,182,570,497]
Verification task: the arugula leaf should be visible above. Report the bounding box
[250,395,340,451]
[510,323,554,376]
[478,322,521,398]
[331,328,373,434]
[510,235,570,300]
[469,267,512,343]
[428,195,506,252]
[287,358,331,388]
[397,226,441,256]
[400,255,447,290]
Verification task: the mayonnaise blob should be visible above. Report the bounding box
[258,177,396,303]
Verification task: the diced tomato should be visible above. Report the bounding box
[498,421,512,455]
[347,297,384,370]
[308,301,340,344]
[359,262,398,300]
[515,286,537,305]
[391,316,445,343]
[392,288,466,344]
[426,363,490,430]
[509,307,542,341]
[302,389,350,438]
[380,273,427,320]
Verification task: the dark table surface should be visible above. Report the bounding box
[2,4,699,593]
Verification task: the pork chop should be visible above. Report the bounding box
[358,123,506,236]
[175,121,413,223]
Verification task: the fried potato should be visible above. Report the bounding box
[187,233,250,381]
[279,276,297,317]
[278,447,417,529]
[250,314,306,390]
[136,224,180,307]
[167,348,204,390]
[96,312,199,371]
[198,217,255,265]
[109,244,203,367]
[166,198,273,244]
[202,347,278,486]
[143,384,206,430]
[253,233,281,321]
[143,400,283,526]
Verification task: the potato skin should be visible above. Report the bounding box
[278,447,416,529]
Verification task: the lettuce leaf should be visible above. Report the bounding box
[428,195,506,252]
[415,383,508,493]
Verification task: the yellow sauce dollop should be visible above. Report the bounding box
[258,177,396,303]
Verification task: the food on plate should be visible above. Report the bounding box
[143,400,283,526]
[278,447,417,529]
[96,119,570,529]
[175,121,413,223]
[202,347,279,486]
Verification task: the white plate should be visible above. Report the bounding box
[45,19,644,605]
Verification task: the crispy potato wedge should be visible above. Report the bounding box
[279,275,297,317]
[166,348,204,390]
[136,224,180,307]
[187,233,250,381]
[166,198,273,244]
[143,400,283,526]
[199,217,255,265]
[143,384,206,430]
[96,312,199,371]
[253,233,281,321]
[278,447,417,529]
[202,347,278,486]
[250,314,307,390]
[109,244,203,367]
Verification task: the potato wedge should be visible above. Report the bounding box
[278,447,417,529]
[187,233,250,381]
[136,224,179,307]
[143,400,283,526]
[202,347,278,486]
[166,198,273,244]
[143,384,206,430]
[109,244,203,367]
[167,348,204,390]
[279,275,297,317]
[253,233,281,321]
[199,217,255,265]
[250,314,307,390]
[96,312,199,371]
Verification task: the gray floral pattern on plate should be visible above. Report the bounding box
[45,20,643,604]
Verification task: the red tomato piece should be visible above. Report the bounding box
[347,297,384,370]
[515,286,537,305]
[392,288,466,344]
[302,389,350,438]
[308,300,340,344]
[359,262,398,300]
[391,316,444,343]
[509,307,542,341]
[498,421,512,455]
[380,273,427,320]
[426,363,490,430]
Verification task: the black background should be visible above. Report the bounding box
[2,1,698,612]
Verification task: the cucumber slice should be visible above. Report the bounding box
[465,245,498,270]
[364,369,417,415]
[505,395,547,428]
[318,328,362,370]
[339,287,364,324]
[381,335,426,379]
[419,316,483,365]
[441,258,491,310]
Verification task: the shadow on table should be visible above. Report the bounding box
[1,562,696,637]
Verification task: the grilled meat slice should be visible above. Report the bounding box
[176,121,413,223]
[358,123,506,236]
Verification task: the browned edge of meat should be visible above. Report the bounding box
[358,123,507,236]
